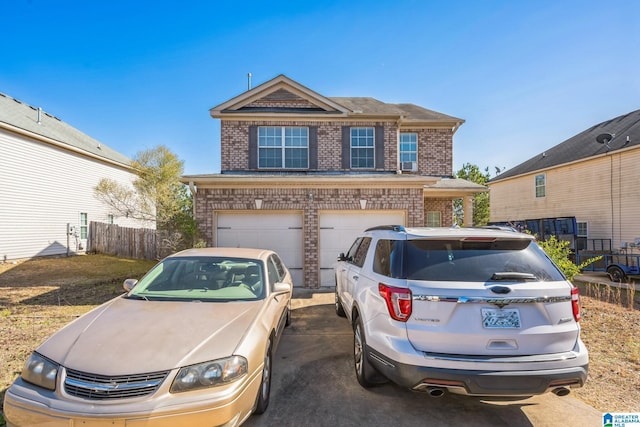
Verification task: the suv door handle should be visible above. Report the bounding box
[352,275,359,280]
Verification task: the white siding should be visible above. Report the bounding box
[489,147,640,251]
[0,129,150,260]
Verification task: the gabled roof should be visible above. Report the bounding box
[0,92,132,168]
[491,109,640,182]
[210,74,464,129]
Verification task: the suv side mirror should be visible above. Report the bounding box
[338,252,348,262]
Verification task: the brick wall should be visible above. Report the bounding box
[220,120,452,174]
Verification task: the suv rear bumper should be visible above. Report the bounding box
[367,346,588,396]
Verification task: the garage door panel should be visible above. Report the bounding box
[217,212,303,286]
[319,211,405,286]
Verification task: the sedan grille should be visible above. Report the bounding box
[64,368,170,400]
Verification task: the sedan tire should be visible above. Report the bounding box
[254,339,272,415]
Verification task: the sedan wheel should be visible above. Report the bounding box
[254,339,272,415]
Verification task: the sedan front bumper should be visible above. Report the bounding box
[4,369,262,427]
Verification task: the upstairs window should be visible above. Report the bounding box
[535,174,546,198]
[350,127,375,168]
[258,126,308,169]
[399,133,417,163]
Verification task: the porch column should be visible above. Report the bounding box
[463,196,474,227]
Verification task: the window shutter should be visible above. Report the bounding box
[342,126,351,169]
[309,126,318,170]
[375,125,385,169]
[248,126,257,169]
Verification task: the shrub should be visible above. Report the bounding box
[538,236,601,281]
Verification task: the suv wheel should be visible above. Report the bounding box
[335,285,346,317]
[353,316,385,387]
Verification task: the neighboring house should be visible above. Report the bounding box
[0,92,150,261]
[488,109,640,253]
[182,75,486,287]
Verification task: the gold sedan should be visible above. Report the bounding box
[4,247,293,427]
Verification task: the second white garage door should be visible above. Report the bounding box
[318,211,405,286]
[216,212,304,286]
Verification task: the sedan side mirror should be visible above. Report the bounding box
[273,282,292,294]
[123,279,138,292]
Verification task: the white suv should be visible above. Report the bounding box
[334,225,588,398]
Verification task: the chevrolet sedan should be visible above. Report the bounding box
[4,247,293,427]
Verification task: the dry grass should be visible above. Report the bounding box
[0,254,156,423]
[0,257,638,424]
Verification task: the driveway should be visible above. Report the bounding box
[245,289,601,427]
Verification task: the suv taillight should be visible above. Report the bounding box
[571,287,581,322]
[379,283,412,322]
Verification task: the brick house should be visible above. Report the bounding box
[181,75,486,287]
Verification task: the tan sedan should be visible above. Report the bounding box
[4,247,293,427]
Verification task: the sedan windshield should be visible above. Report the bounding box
[127,257,265,301]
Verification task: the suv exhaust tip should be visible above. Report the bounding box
[427,387,446,398]
[552,387,570,397]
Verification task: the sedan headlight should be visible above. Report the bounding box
[21,352,59,390]
[170,356,248,393]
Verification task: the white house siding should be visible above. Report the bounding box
[489,147,640,251]
[0,129,145,261]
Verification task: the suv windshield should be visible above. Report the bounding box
[128,256,265,301]
[374,238,564,282]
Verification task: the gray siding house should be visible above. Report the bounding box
[0,92,150,261]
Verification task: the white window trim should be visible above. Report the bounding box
[426,211,441,227]
[350,127,375,169]
[535,174,546,198]
[258,126,309,169]
[399,132,418,163]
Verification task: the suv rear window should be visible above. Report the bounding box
[373,239,564,282]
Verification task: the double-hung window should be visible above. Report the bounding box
[399,133,417,163]
[258,126,308,169]
[535,174,546,198]
[350,127,375,168]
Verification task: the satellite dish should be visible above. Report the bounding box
[596,133,613,144]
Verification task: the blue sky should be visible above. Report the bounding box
[2,0,639,176]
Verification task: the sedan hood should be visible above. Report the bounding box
[37,296,262,375]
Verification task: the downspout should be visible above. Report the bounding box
[188,181,197,218]
[396,115,404,173]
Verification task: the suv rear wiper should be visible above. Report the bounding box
[490,272,537,281]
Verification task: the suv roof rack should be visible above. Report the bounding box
[364,225,406,232]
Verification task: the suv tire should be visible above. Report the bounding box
[353,316,386,387]
[335,284,346,317]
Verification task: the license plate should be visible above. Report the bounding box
[482,308,521,328]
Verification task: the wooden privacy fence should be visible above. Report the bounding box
[88,222,157,260]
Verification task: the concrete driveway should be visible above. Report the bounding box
[244,289,601,427]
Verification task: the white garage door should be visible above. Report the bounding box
[217,212,304,286]
[319,211,405,286]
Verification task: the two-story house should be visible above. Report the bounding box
[0,92,152,261]
[488,109,640,255]
[182,75,486,287]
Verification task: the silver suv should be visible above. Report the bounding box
[334,226,588,398]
